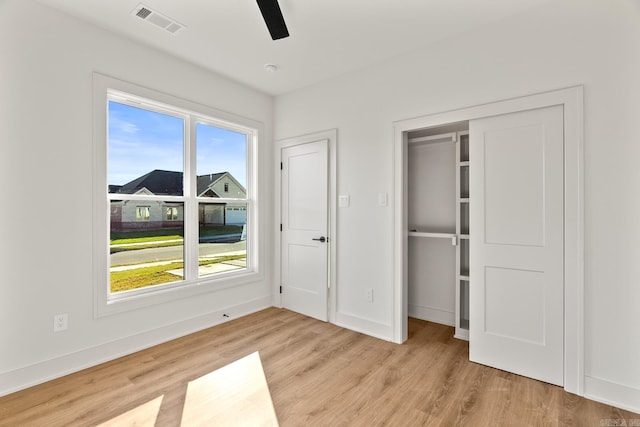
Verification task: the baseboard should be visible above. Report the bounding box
[408,304,455,327]
[334,311,393,342]
[0,296,271,397]
[584,375,640,415]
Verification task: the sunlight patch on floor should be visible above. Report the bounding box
[96,395,164,427]
[181,351,279,426]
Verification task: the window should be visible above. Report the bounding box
[94,73,261,315]
[166,206,179,221]
[136,207,150,221]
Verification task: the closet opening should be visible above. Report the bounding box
[406,121,470,340]
[393,86,583,394]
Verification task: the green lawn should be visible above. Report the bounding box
[109,225,244,254]
[111,225,243,245]
[110,254,246,293]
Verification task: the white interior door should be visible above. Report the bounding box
[281,139,329,321]
[469,105,564,386]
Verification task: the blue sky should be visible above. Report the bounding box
[108,101,247,188]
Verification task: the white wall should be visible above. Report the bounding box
[274,0,640,412]
[0,0,273,395]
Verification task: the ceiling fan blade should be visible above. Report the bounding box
[256,0,289,40]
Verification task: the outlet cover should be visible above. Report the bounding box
[54,313,68,332]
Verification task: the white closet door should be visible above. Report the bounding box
[469,105,564,386]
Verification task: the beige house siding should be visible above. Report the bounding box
[200,204,225,225]
[111,172,246,230]
[210,175,245,199]
[111,200,184,231]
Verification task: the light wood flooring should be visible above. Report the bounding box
[0,308,637,426]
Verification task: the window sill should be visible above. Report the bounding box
[95,269,264,318]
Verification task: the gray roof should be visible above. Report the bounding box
[196,172,225,197]
[115,169,184,196]
[111,169,232,197]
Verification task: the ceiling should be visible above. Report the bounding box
[36,0,549,95]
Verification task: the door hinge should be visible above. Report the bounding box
[279,286,283,294]
[280,223,283,231]
[280,162,283,170]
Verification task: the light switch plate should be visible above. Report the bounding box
[338,195,350,208]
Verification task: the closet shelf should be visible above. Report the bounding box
[456,131,470,342]
[408,231,456,239]
[408,132,456,146]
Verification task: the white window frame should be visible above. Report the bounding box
[93,73,263,317]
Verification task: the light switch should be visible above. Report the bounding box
[338,195,350,208]
[378,192,388,207]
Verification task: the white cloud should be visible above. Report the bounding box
[110,116,140,134]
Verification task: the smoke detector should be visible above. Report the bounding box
[132,4,185,35]
[264,64,278,73]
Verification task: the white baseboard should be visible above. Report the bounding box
[584,375,640,415]
[408,304,455,327]
[334,311,393,342]
[0,296,271,397]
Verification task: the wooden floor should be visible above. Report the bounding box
[0,308,637,426]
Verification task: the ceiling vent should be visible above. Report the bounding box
[132,4,184,34]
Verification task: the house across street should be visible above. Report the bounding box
[109,169,247,232]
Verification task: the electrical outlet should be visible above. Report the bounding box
[53,313,68,332]
[366,289,374,303]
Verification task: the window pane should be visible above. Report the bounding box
[136,206,150,221]
[196,123,247,199]
[110,202,185,293]
[166,206,179,221]
[108,101,184,195]
[198,202,247,278]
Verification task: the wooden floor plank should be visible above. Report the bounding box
[0,308,637,426]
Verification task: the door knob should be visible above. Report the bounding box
[312,236,327,243]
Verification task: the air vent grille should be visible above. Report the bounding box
[166,23,182,34]
[132,4,185,35]
[136,7,152,19]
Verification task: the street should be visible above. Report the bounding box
[111,241,247,266]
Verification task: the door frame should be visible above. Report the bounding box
[392,86,584,395]
[275,129,338,322]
